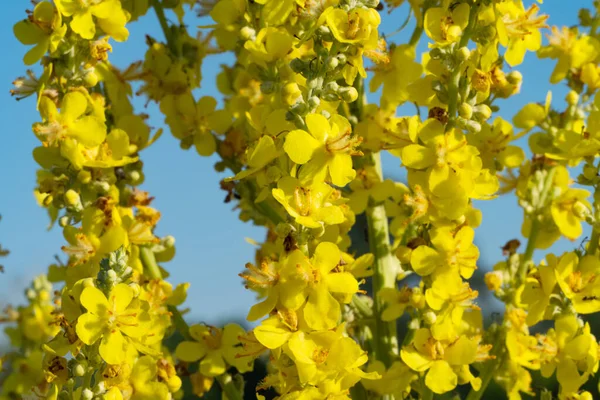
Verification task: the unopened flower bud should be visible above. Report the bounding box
[566,90,579,106]
[429,48,443,60]
[583,165,598,181]
[465,120,482,133]
[77,170,92,184]
[573,201,590,219]
[239,26,256,41]
[423,310,437,325]
[484,271,503,292]
[83,70,99,88]
[106,269,117,282]
[129,282,141,297]
[163,235,176,248]
[458,103,473,119]
[327,57,339,70]
[260,81,275,94]
[64,189,81,207]
[473,104,492,121]
[82,389,94,400]
[506,71,523,85]
[308,96,321,109]
[290,58,306,73]
[59,216,70,227]
[456,46,471,62]
[324,81,339,93]
[73,363,86,377]
[339,87,358,103]
[336,53,347,65]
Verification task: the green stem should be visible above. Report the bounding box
[151,0,176,54]
[140,246,162,280]
[409,24,424,46]
[366,152,399,368]
[216,373,243,400]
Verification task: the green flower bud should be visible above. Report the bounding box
[82,389,94,400]
[566,90,579,106]
[308,96,321,109]
[290,58,307,73]
[506,71,523,85]
[239,26,256,41]
[73,363,86,377]
[64,189,80,207]
[327,57,339,70]
[83,70,99,88]
[458,103,473,119]
[260,81,276,94]
[473,104,492,121]
[456,46,471,62]
[324,81,339,93]
[339,87,358,103]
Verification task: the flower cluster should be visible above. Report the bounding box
[5,0,600,399]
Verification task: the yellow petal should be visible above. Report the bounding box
[99,330,127,365]
[284,129,321,164]
[426,360,457,394]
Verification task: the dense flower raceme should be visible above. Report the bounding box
[5,0,600,399]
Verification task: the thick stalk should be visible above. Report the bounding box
[151,0,177,54]
[366,152,399,368]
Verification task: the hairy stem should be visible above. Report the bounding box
[216,374,243,400]
[151,0,176,54]
[366,153,399,368]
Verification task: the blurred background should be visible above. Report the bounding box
[0,1,596,398]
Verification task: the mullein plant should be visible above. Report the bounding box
[4,0,600,399]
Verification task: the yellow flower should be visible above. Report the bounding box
[286,329,379,386]
[518,255,557,326]
[272,176,346,228]
[33,93,106,149]
[302,242,360,330]
[401,119,494,199]
[401,328,481,394]
[13,1,66,65]
[54,0,129,41]
[550,188,591,240]
[244,28,294,66]
[370,45,423,109]
[468,117,525,170]
[538,315,598,396]
[410,226,479,279]
[538,27,600,83]
[324,7,381,49]
[175,324,253,376]
[496,2,548,66]
[554,252,600,314]
[424,3,470,45]
[241,253,309,322]
[159,94,232,157]
[76,284,150,365]
[284,114,362,186]
[426,270,479,341]
[129,356,171,400]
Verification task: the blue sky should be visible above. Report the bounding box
[0,1,590,330]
